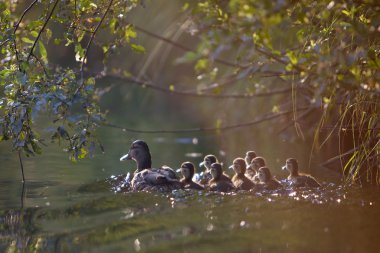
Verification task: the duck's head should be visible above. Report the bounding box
[180,162,195,181]
[282,158,298,175]
[244,151,257,166]
[230,158,246,175]
[248,156,266,172]
[210,162,222,180]
[199,154,218,171]
[258,167,272,183]
[120,140,152,171]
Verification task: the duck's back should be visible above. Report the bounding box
[131,167,182,192]
[209,179,235,192]
[295,174,321,187]
[232,175,255,190]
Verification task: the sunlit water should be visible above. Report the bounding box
[1,81,379,252]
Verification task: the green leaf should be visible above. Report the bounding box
[124,25,137,42]
[31,31,38,38]
[286,51,298,65]
[38,41,47,63]
[21,37,34,44]
[130,43,145,53]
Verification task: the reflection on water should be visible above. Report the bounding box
[0,181,379,253]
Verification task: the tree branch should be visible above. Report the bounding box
[108,74,298,99]
[102,108,310,134]
[26,0,59,63]
[75,0,114,95]
[134,25,247,69]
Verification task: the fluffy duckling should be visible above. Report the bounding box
[255,167,283,190]
[246,156,266,183]
[282,158,321,187]
[208,163,235,192]
[244,151,257,168]
[179,162,204,190]
[198,154,231,185]
[230,158,255,190]
[120,140,182,192]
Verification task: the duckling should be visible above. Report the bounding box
[179,162,204,190]
[208,163,235,192]
[246,156,266,183]
[198,154,231,185]
[244,151,257,168]
[282,158,321,187]
[120,140,182,192]
[255,167,283,190]
[230,158,255,190]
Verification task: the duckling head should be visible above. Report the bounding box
[231,158,246,175]
[210,162,222,180]
[180,162,195,181]
[258,167,272,183]
[283,158,299,176]
[245,151,257,166]
[248,156,266,172]
[120,140,152,171]
[200,154,218,171]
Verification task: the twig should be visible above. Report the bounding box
[102,108,310,134]
[319,147,358,167]
[109,74,297,99]
[75,0,114,95]
[255,47,304,72]
[0,39,10,48]
[30,53,49,77]
[13,0,39,68]
[134,25,247,69]
[26,0,59,63]
[18,150,25,183]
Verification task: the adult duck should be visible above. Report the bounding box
[120,140,182,192]
[282,158,321,187]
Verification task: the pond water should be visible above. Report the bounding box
[0,79,379,252]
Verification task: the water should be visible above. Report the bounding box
[1,80,379,252]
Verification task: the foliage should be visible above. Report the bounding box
[180,0,380,184]
[0,0,142,160]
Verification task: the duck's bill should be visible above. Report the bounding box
[176,168,181,173]
[199,161,205,167]
[281,165,287,170]
[228,165,234,170]
[120,154,131,161]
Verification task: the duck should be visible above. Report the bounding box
[244,151,257,168]
[197,154,231,186]
[120,140,182,192]
[179,162,204,190]
[282,158,321,187]
[208,163,235,192]
[230,158,255,190]
[255,167,283,191]
[246,156,266,183]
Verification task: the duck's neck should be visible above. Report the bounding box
[290,170,299,177]
[135,153,152,171]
